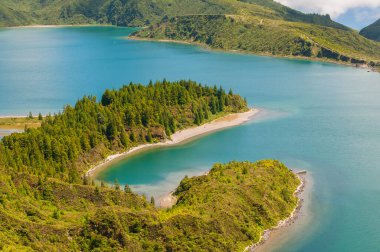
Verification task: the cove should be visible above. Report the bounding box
[1,26,380,251]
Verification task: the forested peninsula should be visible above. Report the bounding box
[0,80,247,182]
[0,80,301,250]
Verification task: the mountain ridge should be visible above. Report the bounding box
[360,19,380,42]
[0,0,353,30]
[132,13,380,69]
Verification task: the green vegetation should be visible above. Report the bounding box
[0,116,43,131]
[0,80,247,183]
[0,80,301,250]
[360,19,380,42]
[0,159,300,251]
[0,0,233,27]
[0,0,349,28]
[1,0,380,68]
[133,14,380,67]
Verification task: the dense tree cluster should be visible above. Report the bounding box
[0,80,247,183]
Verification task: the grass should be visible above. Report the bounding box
[0,160,300,251]
[133,14,380,68]
[0,117,43,131]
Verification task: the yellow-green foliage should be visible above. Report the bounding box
[3,0,379,66]
[134,14,380,65]
[0,160,300,251]
[167,160,300,250]
[0,0,355,29]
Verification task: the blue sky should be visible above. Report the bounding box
[275,0,380,30]
[335,7,380,29]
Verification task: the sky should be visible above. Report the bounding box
[275,0,380,30]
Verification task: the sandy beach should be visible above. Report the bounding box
[86,108,259,177]
[156,170,210,208]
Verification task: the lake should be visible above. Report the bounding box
[1,26,380,251]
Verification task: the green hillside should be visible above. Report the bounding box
[133,14,380,67]
[0,159,300,251]
[0,0,347,28]
[360,19,380,42]
[2,0,379,68]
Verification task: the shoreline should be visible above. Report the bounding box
[245,170,309,251]
[157,170,210,208]
[2,24,113,29]
[2,26,377,71]
[0,116,44,133]
[86,108,259,177]
[127,36,378,72]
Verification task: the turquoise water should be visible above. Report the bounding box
[1,27,380,251]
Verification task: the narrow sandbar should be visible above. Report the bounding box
[86,108,259,177]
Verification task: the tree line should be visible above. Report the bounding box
[0,79,247,183]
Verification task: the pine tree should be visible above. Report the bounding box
[211,97,217,114]
[120,130,129,147]
[150,196,155,205]
[145,131,152,143]
[124,184,131,193]
[114,179,120,191]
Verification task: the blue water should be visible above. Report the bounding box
[1,27,380,251]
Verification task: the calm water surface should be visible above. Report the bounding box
[1,27,380,251]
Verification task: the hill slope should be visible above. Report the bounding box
[2,0,379,68]
[360,19,380,42]
[0,0,349,29]
[0,160,300,251]
[133,14,380,68]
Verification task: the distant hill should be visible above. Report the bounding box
[360,19,380,42]
[0,0,351,29]
[238,0,349,30]
[1,0,380,69]
[133,14,380,67]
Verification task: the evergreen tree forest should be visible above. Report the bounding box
[0,80,248,183]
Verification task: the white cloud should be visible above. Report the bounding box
[275,0,380,18]
[353,8,380,22]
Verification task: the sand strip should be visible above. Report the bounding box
[86,108,259,177]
